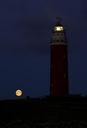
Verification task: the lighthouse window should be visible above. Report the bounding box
[64,74,66,78]
[60,33,62,36]
[61,40,64,42]
[57,33,63,36]
[57,33,60,36]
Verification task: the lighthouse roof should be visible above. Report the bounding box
[55,21,63,27]
[54,17,63,27]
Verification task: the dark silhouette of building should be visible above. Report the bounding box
[50,18,68,96]
[0,96,87,127]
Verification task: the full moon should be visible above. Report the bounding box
[16,89,23,97]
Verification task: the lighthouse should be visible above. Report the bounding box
[50,18,69,96]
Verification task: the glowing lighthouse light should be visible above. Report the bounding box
[54,26,64,31]
[15,89,23,97]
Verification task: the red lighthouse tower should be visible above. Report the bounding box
[50,18,68,96]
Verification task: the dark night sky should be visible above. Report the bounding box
[0,0,87,99]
